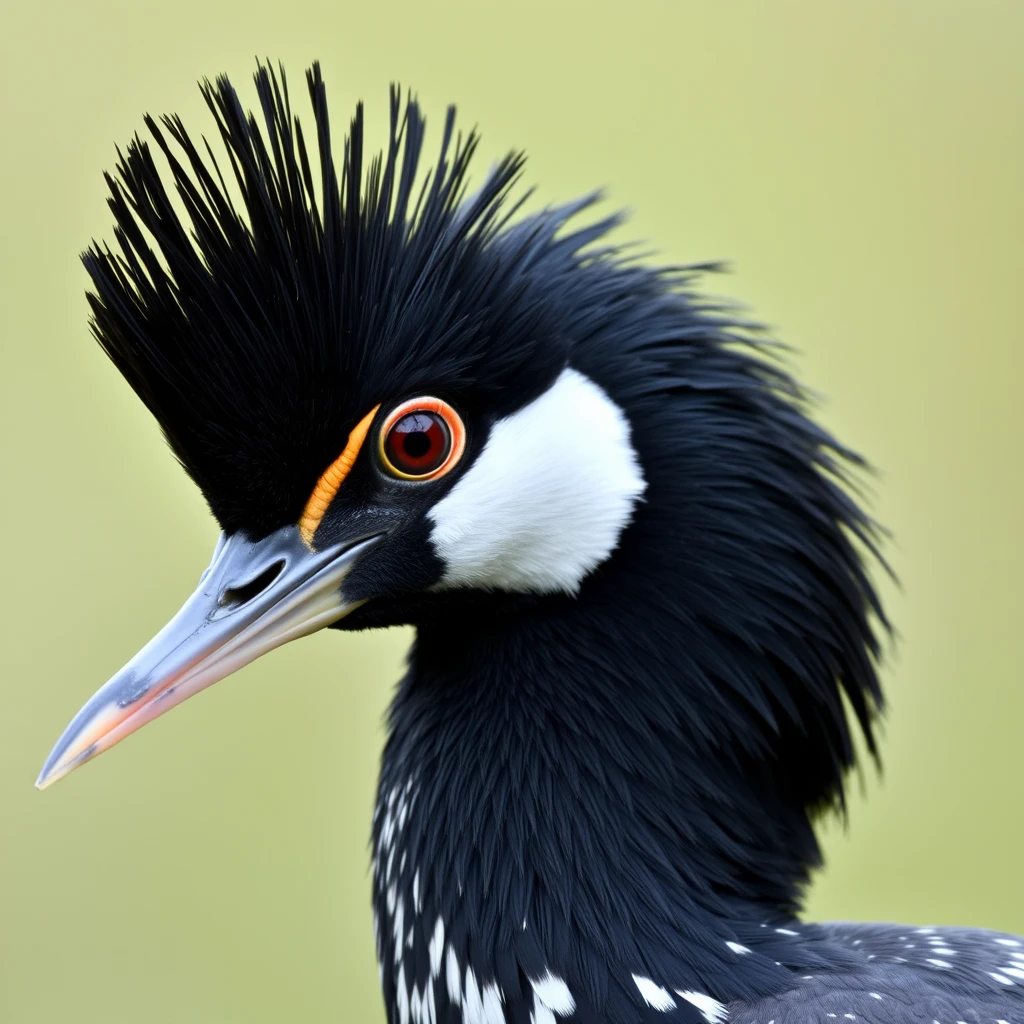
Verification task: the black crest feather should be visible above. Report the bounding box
[84,62,554,534]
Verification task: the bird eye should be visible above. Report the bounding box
[378,397,466,481]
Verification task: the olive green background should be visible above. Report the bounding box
[1,1,1022,1021]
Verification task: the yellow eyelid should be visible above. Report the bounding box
[298,404,381,548]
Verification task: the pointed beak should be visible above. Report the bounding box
[36,526,380,790]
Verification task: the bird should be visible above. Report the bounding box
[35,60,1023,1024]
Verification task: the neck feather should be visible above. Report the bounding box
[371,578,850,1016]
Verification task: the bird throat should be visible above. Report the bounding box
[370,585,833,1021]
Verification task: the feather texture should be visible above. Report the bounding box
[79,62,945,1023]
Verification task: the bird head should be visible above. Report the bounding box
[36,63,655,787]
[38,59,886,859]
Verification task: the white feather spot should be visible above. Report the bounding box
[429,367,646,594]
[996,938,1022,947]
[1002,966,1024,981]
[989,972,1014,985]
[677,990,728,1023]
[463,966,484,1023]
[393,895,405,963]
[633,975,676,1011]
[396,964,410,1024]
[429,917,445,979]
[725,942,751,955]
[530,971,576,1014]
[481,983,504,1024]
[531,999,556,1024]
[446,946,461,1005]
[926,959,952,969]
[775,928,799,936]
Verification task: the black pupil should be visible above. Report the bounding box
[385,410,451,475]
[403,431,431,458]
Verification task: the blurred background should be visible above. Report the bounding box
[2,1,1022,1020]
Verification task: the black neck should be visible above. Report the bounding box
[371,575,842,1012]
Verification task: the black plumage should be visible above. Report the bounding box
[85,65,561,535]
[72,61,1023,1023]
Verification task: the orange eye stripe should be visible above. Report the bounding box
[298,404,380,548]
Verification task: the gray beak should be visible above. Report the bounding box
[37,525,379,789]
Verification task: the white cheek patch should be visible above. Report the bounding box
[427,367,646,594]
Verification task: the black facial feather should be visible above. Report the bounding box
[83,62,568,535]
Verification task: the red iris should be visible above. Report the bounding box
[384,411,451,476]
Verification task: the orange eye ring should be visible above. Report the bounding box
[378,397,466,481]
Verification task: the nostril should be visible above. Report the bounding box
[219,560,285,609]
